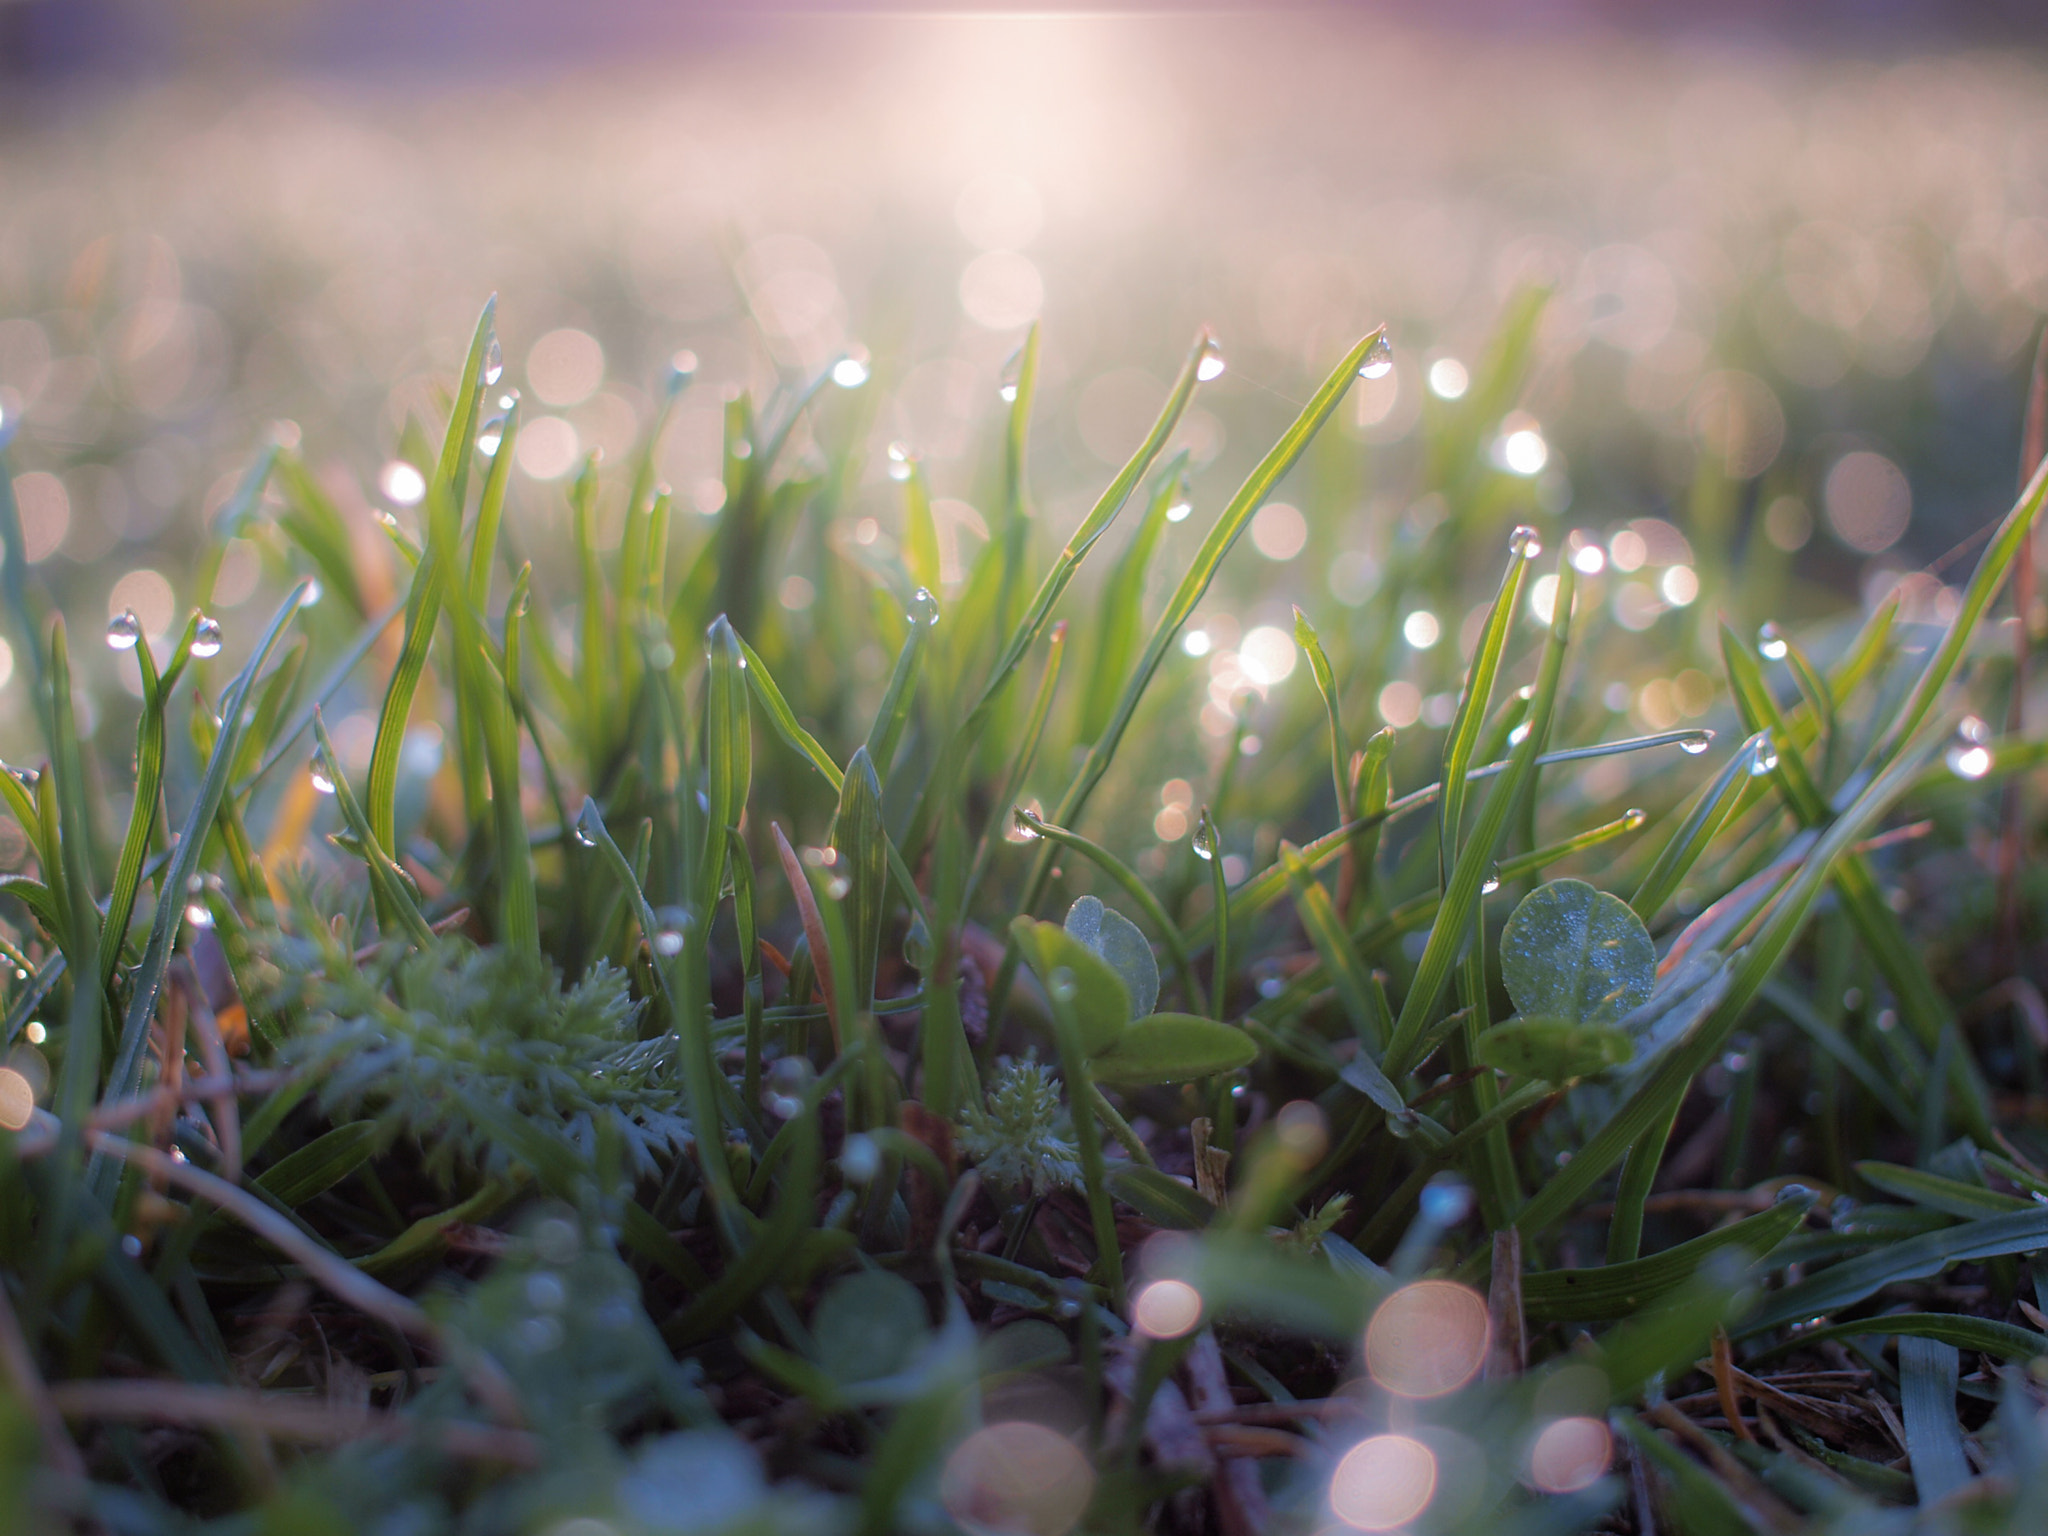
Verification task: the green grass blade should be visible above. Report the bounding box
[98,616,197,988]
[703,616,754,910]
[1631,730,1770,921]
[1019,328,1387,920]
[311,714,436,951]
[1898,1336,1971,1505]
[862,601,930,781]
[736,632,842,793]
[1517,723,1950,1241]
[1280,842,1388,1056]
[106,584,313,1101]
[1078,455,1185,745]
[1293,606,1348,816]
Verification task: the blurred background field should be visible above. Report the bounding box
[6,5,2048,861]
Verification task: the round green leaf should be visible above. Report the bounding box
[1088,1012,1259,1086]
[1475,1017,1633,1082]
[1499,877,1655,1027]
[812,1269,931,1385]
[1010,916,1129,1056]
[1064,894,1158,1021]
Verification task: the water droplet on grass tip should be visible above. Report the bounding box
[1510,525,1543,559]
[998,346,1024,402]
[477,416,505,456]
[482,337,504,386]
[1678,730,1713,755]
[831,352,870,389]
[497,389,520,411]
[189,617,223,658]
[1622,808,1647,829]
[1358,331,1394,380]
[184,902,214,929]
[653,927,685,957]
[106,611,141,651]
[1481,865,1502,894]
[1192,809,1218,861]
[1166,497,1192,523]
[886,441,915,481]
[1006,800,1043,843]
[309,760,335,795]
[572,826,596,848]
[299,579,322,608]
[1196,338,1227,382]
[669,350,698,384]
[1750,734,1779,776]
[1757,622,1788,660]
[909,587,940,624]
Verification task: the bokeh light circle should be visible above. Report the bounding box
[1131,1279,1203,1339]
[1364,1280,1490,1398]
[1329,1434,1438,1531]
[1527,1415,1612,1493]
[940,1422,1094,1536]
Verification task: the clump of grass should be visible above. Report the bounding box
[3,287,2048,1536]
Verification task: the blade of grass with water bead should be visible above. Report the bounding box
[98,615,198,991]
[1515,723,1950,1242]
[1875,451,2048,766]
[1010,804,1200,1012]
[310,716,435,952]
[1017,328,1386,926]
[103,583,312,1105]
[1438,530,1539,886]
[1077,454,1186,745]
[1280,841,1389,1058]
[702,616,753,912]
[1631,730,1770,923]
[1725,620,1993,1140]
[902,328,1203,858]
[1183,729,1706,954]
[242,597,405,790]
[900,454,941,596]
[962,621,1065,910]
[1386,559,1575,1081]
[862,602,931,783]
[578,798,744,1225]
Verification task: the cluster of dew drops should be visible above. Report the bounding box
[107,610,223,659]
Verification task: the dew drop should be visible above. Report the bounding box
[477,416,505,457]
[730,437,753,461]
[1006,799,1044,843]
[184,902,214,930]
[299,579,323,609]
[1196,337,1227,383]
[669,350,699,385]
[1757,622,1789,661]
[482,337,504,386]
[572,826,596,848]
[309,760,335,795]
[1678,730,1714,756]
[1507,721,1532,747]
[1047,967,1078,1004]
[189,617,224,659]
[998,346,1024,403]
[1480,865,1502,895]
[886,440,916,481]
[1191,808,1218,862]
[831,351,870,389]
[1357,330,1394,380]
[1509,525,1543,560]
[653,927,685,958]
[1621,807,1648,830]
[497,388,521,412]
[1750,733,1779,776]
[106,611,142,651]
[1166,497,1192,523]
[1418,1175,1472,1225]
[7,765,37,790]
[840,1132,880,1184]
[909,587,940,625]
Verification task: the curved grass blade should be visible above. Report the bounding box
[703,616,753,910]
[99,616,198,988]
[1011,804,1199,1012]
[862,603,930,782]
[1899,1337,1971,1505]
[1517,724,1950,1241]
[1018,328,1387,921]
[963,621,1065,911]
[1078,455,1185,745]
[1280,842,1388,1056]
[310,715,435,952]
[1293,606,1348,816]
[1521,1193,1811,1322]
[106,583,313,1102]
[1631,730,1770,922]
[1752,1312,2046,1363]
[736,632,842,793]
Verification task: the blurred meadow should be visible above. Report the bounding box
[15,8,2048,1533]
[7,11,2048,813]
